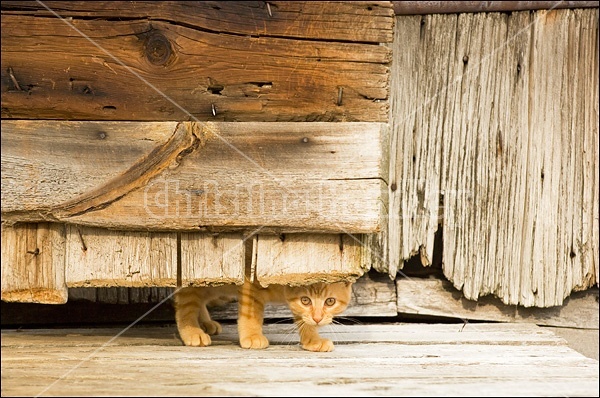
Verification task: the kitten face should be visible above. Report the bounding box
[284,281,352,326]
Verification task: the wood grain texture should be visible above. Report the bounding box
[180,232,245,286]
[388,14,454,276]
[1,121,387,233]
[397,277,599,329]
[0,223,67,304]
[0,121,183,214]
[0,2,392,122]
[388,9,599,307]
[254,233,368,286]
[1,1,394,43]
[65,225,178,287]
[1,324,598,397]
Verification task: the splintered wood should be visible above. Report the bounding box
[388,9,599,307]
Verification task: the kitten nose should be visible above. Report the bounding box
[312,314,323,324]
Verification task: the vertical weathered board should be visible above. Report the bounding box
[389,9,599,307]
[1,223,67,304]
[180,232,245,286]
[65,225,178,287]
[255,234,367,286]
[388,14,455,276]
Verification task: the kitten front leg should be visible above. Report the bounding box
[237,280,269,349]
[297,320,334,352]
[175,288,213,347]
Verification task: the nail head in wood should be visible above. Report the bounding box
[266,2,272,17]
[337,87,344,106]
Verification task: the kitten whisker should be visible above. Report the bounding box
[335,316,364,326]
[323,322,342,344]
[280,320,300,346]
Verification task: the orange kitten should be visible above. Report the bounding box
[174,278,352,352]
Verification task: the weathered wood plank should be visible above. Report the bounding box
[1,1,394,43]
[254,234,368,286]
[388,14,455,276]
[65,225,178,287]
[397,277,599,329]
[2,324,598,397]
[388,9,599,307]
[180,232,245,286]
[0,121,182,213]
[1,121,387,233]
[0,223,67,304]
[0,2,392,122]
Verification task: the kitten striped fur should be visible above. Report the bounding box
[174,278,352,352]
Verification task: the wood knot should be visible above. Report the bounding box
[144,32,173,66]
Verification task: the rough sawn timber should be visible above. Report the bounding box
[253,233,368,286]
[1,121,388,233]
[388,9,599,307]
[64,225,179,288]
[0,223,67,304]
[0,1,392,122]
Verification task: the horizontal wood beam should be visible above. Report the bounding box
[0,2,392,122]
[397,278,599,329]
[1,121,387,233]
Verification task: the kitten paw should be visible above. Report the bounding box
[302,338,334,352]
[240,334,269,349]
[179,327,212,347]
[200,320,222,335]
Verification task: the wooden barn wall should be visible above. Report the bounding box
[388,8,599,307]
[0,1,394,304]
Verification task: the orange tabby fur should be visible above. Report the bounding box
[174,278,352,352]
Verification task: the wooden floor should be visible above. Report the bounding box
[1,323,598,397]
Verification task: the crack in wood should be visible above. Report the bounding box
[54,122,200,218]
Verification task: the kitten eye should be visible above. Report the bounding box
[325,297,336,306]
[300,296,311,305]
